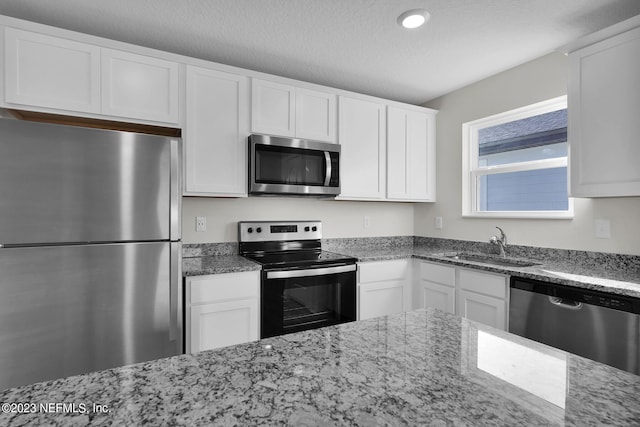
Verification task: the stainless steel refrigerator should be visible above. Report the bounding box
[0,118,183,390]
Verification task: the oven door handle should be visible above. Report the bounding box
[324,151,332,187]
[266,264,356,279]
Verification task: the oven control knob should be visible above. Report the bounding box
[256,227,262,233]
[304,226,310,232]
[247,227,253,233]
[312,226,317,232]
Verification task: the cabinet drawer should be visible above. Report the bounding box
[458,269,507,299]
[359,260,408,283]
[420,262,455,287]
[188,271,259,304]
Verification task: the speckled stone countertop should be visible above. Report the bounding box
[182,242,261,276]
[182,238,640,298]
[183,255,261,276]
[415,249,640,299]
[334,245,640,299]
[1,308,638,426]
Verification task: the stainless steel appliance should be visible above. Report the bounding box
[0,119,182,390]
[509,276,640,375]
[248,134,340,196]
[239,221,356,338]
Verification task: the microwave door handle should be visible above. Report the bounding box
[324,151,332,186]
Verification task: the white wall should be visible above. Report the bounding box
[416,52,640,256]
[183,197,414,243]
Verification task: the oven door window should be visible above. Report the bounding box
[255,145,326,186]
[261,269,356,338]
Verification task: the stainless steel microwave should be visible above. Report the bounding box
[248,134,340,196]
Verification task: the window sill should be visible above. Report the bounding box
[462,211,574,220]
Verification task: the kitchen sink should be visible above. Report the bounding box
[443,252,542,267]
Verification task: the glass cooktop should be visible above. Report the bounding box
[243,250,356,269]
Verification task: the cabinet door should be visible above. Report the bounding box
[184,65,249,196]
[387,107,436,201]
[101,49,179,123]
[251,79,295,137]
[458,290,506,331]
[419,280,455,314]
[568,26,640,197]
[4,27,100,113]
[295,88,336,142]
[338,96,386,200]
[358,281,405,320]
[189,298,258,353]
[458,269,507,299]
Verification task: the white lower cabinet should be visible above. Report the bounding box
[457,290,506,330]
[358,260,410,320]
[417,261,456,314]
[417,261,508,330]
[457,268,507,330]
[185,271,260,353]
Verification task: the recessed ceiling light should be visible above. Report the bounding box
[397,9,430,29]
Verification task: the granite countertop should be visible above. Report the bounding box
[181,241,640,298]
[1,308,638,426]
[182,255,261,276]
[349,246,640,299]
[414,250,640,299]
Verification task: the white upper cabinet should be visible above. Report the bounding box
[387,106,437,201]
[101,49,180,124]
[295,88,336,142]
[251,79,295,137]
[567,18,640,197]
[3,27,180,125]
[337,96,386,200]
[4,27,101,114]
[184,65,249,196]
[251,78,336,142]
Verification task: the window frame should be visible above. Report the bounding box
[462,96,573,219]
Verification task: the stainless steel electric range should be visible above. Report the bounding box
[239,220,357,338]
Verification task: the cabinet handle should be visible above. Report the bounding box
[267,264,356,279]
[549,296,583,310]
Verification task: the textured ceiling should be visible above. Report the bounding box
[0,1,639,105]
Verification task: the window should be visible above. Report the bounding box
[462,96,572,218]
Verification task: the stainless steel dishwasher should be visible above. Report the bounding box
[509,276,640,375]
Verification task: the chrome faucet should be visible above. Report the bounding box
[490,226,507,257]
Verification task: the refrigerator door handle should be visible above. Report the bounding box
[169,242,182,343]
[170,139,182,242]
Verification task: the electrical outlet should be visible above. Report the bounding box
[363,216,371,228]
[595,219,610,239]
[435,216,443,229]
[196,216,207,232]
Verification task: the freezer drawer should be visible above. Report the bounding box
[0,119,175,244]
[0,242,182,390]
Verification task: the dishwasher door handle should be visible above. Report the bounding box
[549,296,583,310]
